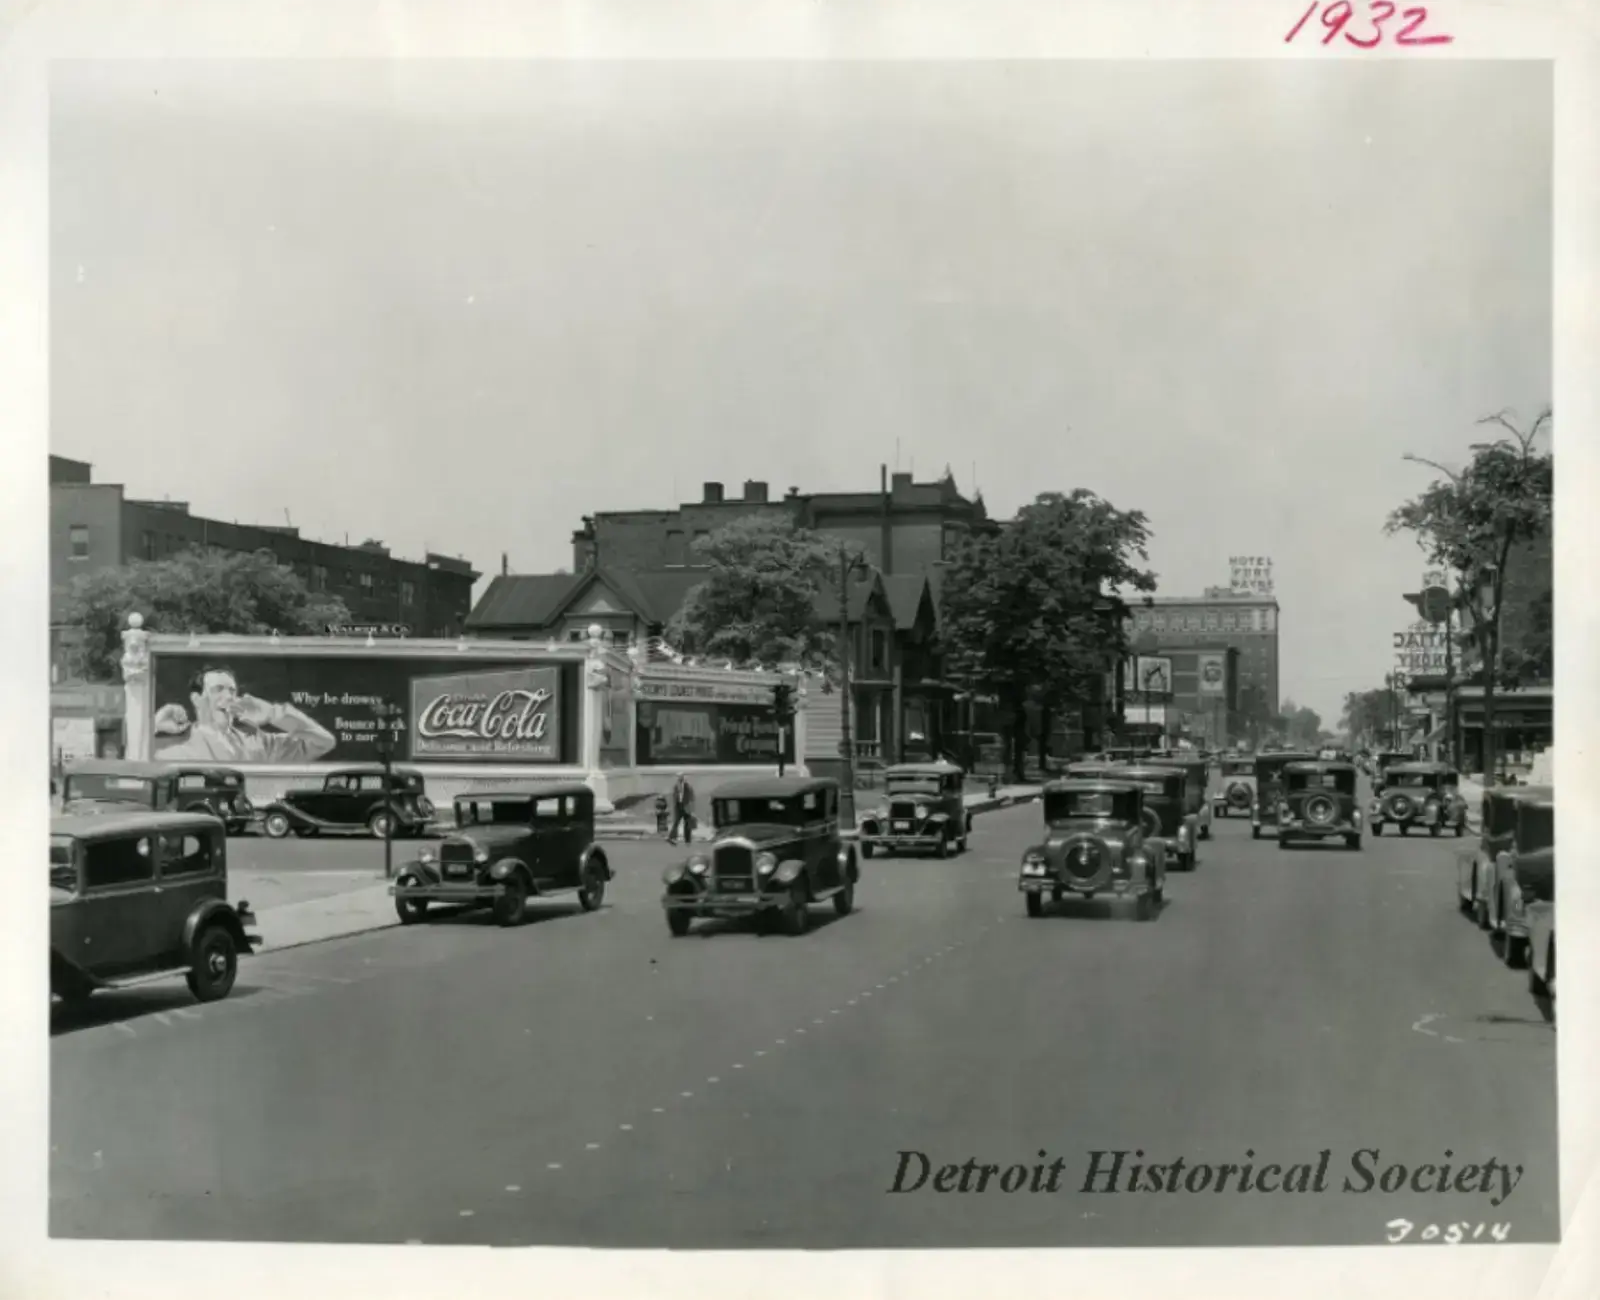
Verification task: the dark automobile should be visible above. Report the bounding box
[1250,752,1317,839]
[391,783,611,927]
[1487,789,1553,969]
[1458,784,1549,928]
[661,776,858,937]
[1213,756,1257,819]
[1118,765,1199,870]
[59,760,180,816]
[1150,754,1213,842]
[1374,750,1413,779]
[51,811,259,1004]
[1019,779,1166,920]
[171,765,255,835]
[1275,761,1363,850]
[261,764,436,839]
[1519,846,1555,1000]
[1370,762,1468,838]
[857,760,971,857]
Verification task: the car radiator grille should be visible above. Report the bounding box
[888,801,918,821]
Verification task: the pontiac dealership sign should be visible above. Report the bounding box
[411,667,560,761]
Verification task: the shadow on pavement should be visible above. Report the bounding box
[1025,897,1167,922]
[50,981,279,1037]
[660,909,853,940]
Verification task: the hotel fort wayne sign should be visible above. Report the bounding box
[119,617,801,809]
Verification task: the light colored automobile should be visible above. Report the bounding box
[1516,846,1554,1000]
[1487,789,1554,969]
[1213,756,1256,820]
[1019,778,1167,920]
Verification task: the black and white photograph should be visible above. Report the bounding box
[4,3,1598,1299]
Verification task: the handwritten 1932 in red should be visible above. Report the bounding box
[1285,2,1453,47]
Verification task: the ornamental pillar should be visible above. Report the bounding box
[581,624,614,812]
[120,612,152,761]
[791,676,810,777]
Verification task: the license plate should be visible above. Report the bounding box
[892,822,910,832]
[446,865,472,879]
[719,878,752,893]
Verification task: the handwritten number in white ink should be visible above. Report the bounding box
[1386,1218,1413,1243]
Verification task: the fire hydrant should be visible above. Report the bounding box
[654,794,669,835]
[988,775,1000,799]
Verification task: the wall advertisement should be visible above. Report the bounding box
[636,699,794,767]
[1196,652,1227,695]
[150,651,578,765]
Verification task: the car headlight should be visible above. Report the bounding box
[473,846,490,864]
[689,855,709,875]
[756,852,777,874]
[914,802,929,819]
[419,848,437,865]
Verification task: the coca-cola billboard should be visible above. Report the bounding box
[411,667,561,761]
[150,651,578,765]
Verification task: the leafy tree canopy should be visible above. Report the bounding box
[1275,699,1324,749]
[664,515,861,669]
[57,547,352,681]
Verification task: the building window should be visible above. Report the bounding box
[1152,614,1167,631]
[69,525,90,560]
[665,530,686,566]
[611,629,631,648]
[142,531,157,561]
[400,579,415,605]
[568,629,585,642]
[310,564,327,590]
[359,572,374,593]
[871,629,887,671]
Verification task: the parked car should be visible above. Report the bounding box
[1275,761,1363,850]
[1487,788,1554,968]
[1019,779,1166,920]
[50,811,259,1004]
[261,764,436,839]
[1370,762,1468,838]
[857,760,970,858]
[1119,765,1199,871]
[1213,756,1256,819]
[1518,845,1556,1000]
[171,765,255,835]
[661,776,858,937]
[1250,752,1317,839]
[59,760,180,815]
[1150,754,1213,842]
[1457,785,1539,927]
[391,782,611,927]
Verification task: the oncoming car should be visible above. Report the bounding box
[856,761,971,858]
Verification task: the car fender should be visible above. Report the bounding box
[662,863,690,887]
[924,811,950,826]
[51,948,107,989]
[395,860,441,887]
[261,799,311,825]
[182,898,254,954]
[488,857,532,887]
[579,844,612,880]
[836,845,858,882]
[771,858,806,886]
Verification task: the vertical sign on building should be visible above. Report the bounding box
[1229,555,1274,596]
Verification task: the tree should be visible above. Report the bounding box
[1276,698,1323,750]
[1387,408,1552,779]
[56,547,352,681]
[1340,688,1393,747]
[664,515,854,669]
[938,490,1156,779]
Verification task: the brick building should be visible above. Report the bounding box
[50,455,480,678]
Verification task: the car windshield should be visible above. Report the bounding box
[1223,761,1253,776]
[65,774,156,802]
[1517,804,1553,853]
[1290,771,1355,793]
[1044,790,1127,821]
[714,797,813,828]
[1130,778,1173,799]
[886,777,942,796]
[49,837,75,890]
[456,798,533,826]
[1387,773,1436,789]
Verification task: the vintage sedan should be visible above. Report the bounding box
[51,811,259,1004]
[171,765,255,835]
[1250,752,1317,840]
[59,760,181,815]
[1275,761,1363,850]
[261,764,436,839]
[1487,789,1554,968]
[1119,765,1199,870]
[391,783,611,927]
[1213,756,1257,819]
[1519,846,1555,1000]
[1019,779,1166,920]
[857,760,971,857]
[1150,754,1213,841]
[661,776,858,937]
[1370,762,1468,838]
[1457,785,1539,926]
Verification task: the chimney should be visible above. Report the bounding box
[501,553,508,576]
[703,481,724,504]
[743,480,769,503]
[880,464,894,576]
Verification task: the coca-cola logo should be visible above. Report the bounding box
[418,689,553,742]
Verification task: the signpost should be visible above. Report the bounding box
[373,697,402,879]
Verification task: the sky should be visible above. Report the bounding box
[48,59,1551,724]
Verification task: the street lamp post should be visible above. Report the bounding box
[373,698,401,879]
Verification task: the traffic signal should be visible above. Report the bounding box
[772,682,794,722]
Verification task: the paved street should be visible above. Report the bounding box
[50,797,1557,1248]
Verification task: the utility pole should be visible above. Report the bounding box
[837,546,858,825]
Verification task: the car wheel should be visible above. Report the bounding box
[1372,822,1383,836]
[833,878,855,916]
[1528,948,1550,998]
[666,910,692,938]
[185,926,238,1002]
[1199,823,1211,841]
[1473,894,1491,930]
[1454,824,1464,838]
[1025,892,1044,918]
[578,868,607,912]
[263,811,292,839]
[934,830,950,859]
[1134,892,1156,922]
[369,809,395,839]
[1346,834,1362,850]
[1503,931,1529,970]
[1400,824,1409,837]
[395,895,429,925]
[781,883,810,936]
[493,875,528,927]
[1251,826,1260,840]
[860,842,875,859]
[1430,825,1441,838]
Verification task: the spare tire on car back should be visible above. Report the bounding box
[1226,782,1252,808]
[1304,794,1337,825]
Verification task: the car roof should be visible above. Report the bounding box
[1285,760,1357,773]
[1256,752,1317,764]
[64,760,173,779]
[455,782,596,801]
[1512,789,1555,810]
[328,764,424,777]
[713,776,839,800]
[1388,762,1456,774]
[1148,754,1206,767]
[168,764,245,778]
[52,810,223,839]
[1044,778,1139,794]
[1117,765,1183,780]
[885,761,964,777]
